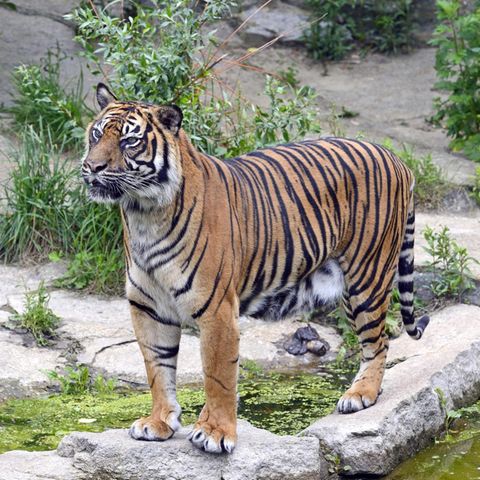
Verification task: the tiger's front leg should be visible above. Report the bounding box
[188,299,239,453]
[128,297,182,441]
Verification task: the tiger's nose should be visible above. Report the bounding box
[85,159,108,173]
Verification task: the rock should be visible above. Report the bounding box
[284,324,330,356]
[0,329,65,401]
[0,4,96,109]
[0,450,81,480]
[284,335,308,355]
[414,270,438,305]
[303,304,480,476]
[440,187,478,213]
[236,1,309,47]
[295,325,320,342]
[56,421,326,480]
[306,339,329,356]
[0,262,68,307]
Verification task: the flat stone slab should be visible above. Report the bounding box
[0,329,64,401]
[0,450,81,480]
[6,289,341,389]
[0,262,67,307]
[55,421,325,480]
[303,304,480,476]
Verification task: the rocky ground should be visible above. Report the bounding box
[1,1,480,479]
[2,303,480,480]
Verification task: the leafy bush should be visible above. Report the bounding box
[430,0,480,162]
[11,283,60,346]
[67,0,321,157]
[47,365,116,395]
[423,225,478,299]
[0,126,124,295]
[6,48,91,149]
[383,140,448,209]
[303,0,414,61]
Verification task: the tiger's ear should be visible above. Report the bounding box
[96,83,117,110]
[157,105,183,135]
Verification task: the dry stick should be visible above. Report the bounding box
[87,0,99,17]
[212,12,327,76]
[205,0,274,67]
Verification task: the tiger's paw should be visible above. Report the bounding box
[188,419,236,454]
[128,416,175,442]
[337,385,379,414]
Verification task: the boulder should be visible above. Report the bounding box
[303,304,480,476]
[236,1,309,46]
[56,421,326,480]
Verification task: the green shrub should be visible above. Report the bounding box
[6,48,91,150]
[423,225,478,299]
[303,0,414,61]
[47,365,116,395]
[0,126,124,295]
[11,283,60,346]
[67,0,321,157]
[430,0,480,162]
[383,140,448,209]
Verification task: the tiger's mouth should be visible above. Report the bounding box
[82,173,124,203]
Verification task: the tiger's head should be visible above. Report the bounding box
[82,83,184,209]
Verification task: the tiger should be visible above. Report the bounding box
[81,82,430,454]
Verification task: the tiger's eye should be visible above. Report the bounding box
[91,128,102,142]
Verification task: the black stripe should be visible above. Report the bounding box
[129,300,179,326]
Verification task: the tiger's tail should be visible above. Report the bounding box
[398,195,430,340]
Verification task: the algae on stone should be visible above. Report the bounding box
[0,367,354,453]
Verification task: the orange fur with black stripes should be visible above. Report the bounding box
[81,83,429,453]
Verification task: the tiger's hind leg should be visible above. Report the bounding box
[337,265,395,414]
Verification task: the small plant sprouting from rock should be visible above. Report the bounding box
[324,452,352,475]
[11,283,60,346]
[423,226,478,299]
[435,387,462,438]
[47,365,116,395]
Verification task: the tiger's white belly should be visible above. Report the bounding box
[242,259,344,320]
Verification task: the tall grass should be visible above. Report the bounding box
[0,126,124,295]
